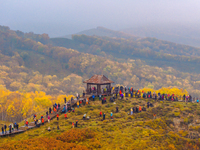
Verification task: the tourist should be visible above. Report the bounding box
[100,111,102,117]
[153,113,156,119]
[80,100,82,106]
[64,97,66,103]
[131,108,133,115]
[25,120,29,127]
[48,115,50,123]
[49,107,52,114]
[57,113,59,120]
[147,102,150,108]
[86,98,89,105]
[83,113,86,120]
[111,112,113,119]
[58,103,60,109]
[65,113,67,120]
[136,107,138,113]
[104,97,106,103]
[36,119,40,127]
[71,97,73,102]
[9,124,11,134]
[72,122,74,128]
[57,104,59,111]
[99,94,101,100]
[46,111,48,118]
[77,101,79,108]
[1,126,4,134]
[142,106,146,111]
[139,106,141,112]
[92,94,95,101]
[34,117,37,125]
[54,107,56,113]
[42,118,44,125]
[116,106,119,113]
[75,120,78,127]
[103,113,106,120]
[4,124,6,134]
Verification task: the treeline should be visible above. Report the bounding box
[1,25,200,98]
[71,34,200,58]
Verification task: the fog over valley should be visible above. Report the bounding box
[0,0,200,38]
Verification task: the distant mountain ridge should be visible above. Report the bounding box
[63,26,138,40]
[121,24,200,48]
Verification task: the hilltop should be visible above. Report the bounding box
[62,26,138,40]
[2,25,200,124]
[0,96,200,149]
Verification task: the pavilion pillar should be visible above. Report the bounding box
[108,83,111,94]
[97,84,101,95]
[87,84,89,94]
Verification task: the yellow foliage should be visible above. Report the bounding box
[0,88,71,121]
[140,87,188,96]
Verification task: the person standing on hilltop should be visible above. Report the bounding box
[64,97,66,103]
[65,113,67,120]
[86,98,89,105]
[9,124,11,134]
[153,113,156,119]
[2,126,4,134]
[139,106,141,112]
[49,107,52,114]
[46,111,48,118]
[131,108,133,115]
[48,115,50,123]
[110,112,113,119]
[75,120,78,127]
[71,97,73,102]
[77,101,79,108]
[42,118,44,125]
[54,107,56,114]
[92,94,95,101]
[25,120,29,127]
[4,124,7,134]
[57,113,59,120]
[100,111,102,117]
[103,113,106,120]
[116,106,119,113]
[136,107,138,113]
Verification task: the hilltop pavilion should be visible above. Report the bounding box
[83,74,114,95]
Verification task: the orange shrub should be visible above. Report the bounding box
[56,128,96,143]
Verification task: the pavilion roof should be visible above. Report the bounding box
[83,74,114,84]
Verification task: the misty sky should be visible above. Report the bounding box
[0,0,199,37]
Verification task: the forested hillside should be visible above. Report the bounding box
[2,25,200,122]
[1,25,200,98]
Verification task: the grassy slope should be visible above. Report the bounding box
[0,96,200,149]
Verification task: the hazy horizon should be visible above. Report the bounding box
[0,0,200,37]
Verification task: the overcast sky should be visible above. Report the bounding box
[0,0,199,37]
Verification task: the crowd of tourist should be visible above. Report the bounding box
[1,85,199,136]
